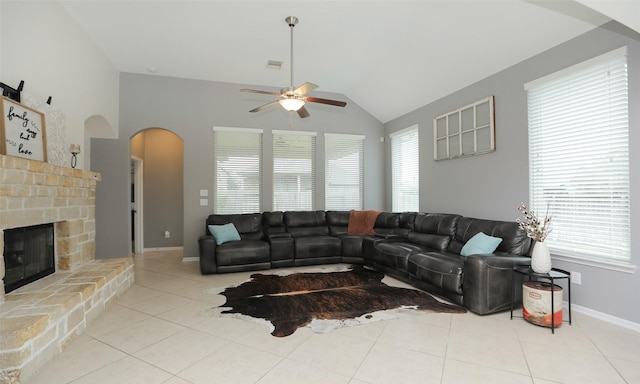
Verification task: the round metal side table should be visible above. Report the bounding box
[510,266,571,334]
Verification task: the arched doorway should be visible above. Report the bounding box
[130,128,184,253]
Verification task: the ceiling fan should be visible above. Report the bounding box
[241,16,347,119]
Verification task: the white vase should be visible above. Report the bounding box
[531,241,552,274]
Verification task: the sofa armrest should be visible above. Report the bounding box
[198,235,218,274]
[462,254,531,315]
[267,233,294,263]
[374,233,405,240]
[267,233,293,241]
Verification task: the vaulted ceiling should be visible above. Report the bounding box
[59,1,617,123]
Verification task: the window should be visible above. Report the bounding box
[525,47,630,265]
[213,127,262,214]
[325,133,364,210]
[390,125,419,212]
[273,131,316,210]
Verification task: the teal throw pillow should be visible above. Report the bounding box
[460,232,502,256]
[208,223,241,245]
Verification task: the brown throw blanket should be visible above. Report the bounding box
[347,210,381,235]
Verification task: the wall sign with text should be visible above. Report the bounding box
[1,96,47,161]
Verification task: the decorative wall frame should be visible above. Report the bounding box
[433,96,495,160]
[1,96,48,161]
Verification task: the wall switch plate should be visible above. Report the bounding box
[200,189,208,197]
[164,230,170,238]
[200,199,208,206]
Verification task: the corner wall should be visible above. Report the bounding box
[384,21,640,325]
[92,74,384,261]
[0,1,119,170]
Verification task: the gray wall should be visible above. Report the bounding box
[93,73,384,260]
[92,138,131,260]
[384,21,640,324]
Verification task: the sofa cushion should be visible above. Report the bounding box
[208,223,241,245]
[293,236,341,259]
[216,240,270,266]
[284,210,330,237]
[460,232,502,256]
[373,241,432,271]
[407,252,464,295]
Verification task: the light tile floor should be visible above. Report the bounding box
[29,250,640,384]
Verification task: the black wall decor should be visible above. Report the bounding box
[0,80,24,102]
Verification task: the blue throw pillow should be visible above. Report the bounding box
[460,232,502,256]
[208,223,241,245]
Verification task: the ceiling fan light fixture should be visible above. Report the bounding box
[240,16,345,118]
[279,98,305,111]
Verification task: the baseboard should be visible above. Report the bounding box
[142,246,184,252]
[182,257,199,262]
[567,301,640,333]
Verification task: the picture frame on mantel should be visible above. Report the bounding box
[0,96,47,162]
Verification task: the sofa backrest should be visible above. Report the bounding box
[399,212,417,231]
[284,210,329,237]
[407,213,460,251]
[326,211,350,236]
[448,216,532,256]
[206,213,264,241]
[262,211,287,236]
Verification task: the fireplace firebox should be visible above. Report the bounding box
[3,223,55,293]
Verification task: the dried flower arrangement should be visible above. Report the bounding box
[516,203,552,242]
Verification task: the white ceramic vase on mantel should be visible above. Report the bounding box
[531,241,552,274]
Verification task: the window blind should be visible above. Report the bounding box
[273,131,316,211]
[525,47,630,262]
[325,133,364,210]
[212,127,262,214]
[390,125,419,212]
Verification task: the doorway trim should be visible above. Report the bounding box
[131,155,144,254]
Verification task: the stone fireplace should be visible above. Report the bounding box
[0,154,135,383]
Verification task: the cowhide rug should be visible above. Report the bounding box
[200,265,466,337]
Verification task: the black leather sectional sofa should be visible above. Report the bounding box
[198,210,533,315]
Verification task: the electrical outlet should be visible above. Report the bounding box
[164,230,170,239]
[571,271,582,285]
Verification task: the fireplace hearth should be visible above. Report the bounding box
[0,154,134,383]
[3,223,55,293]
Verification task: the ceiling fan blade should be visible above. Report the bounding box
[306,96,347,107]
[249,101,279,113]
[241,88,282,97]
[293,82,318,96]
[297,106,310,118]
